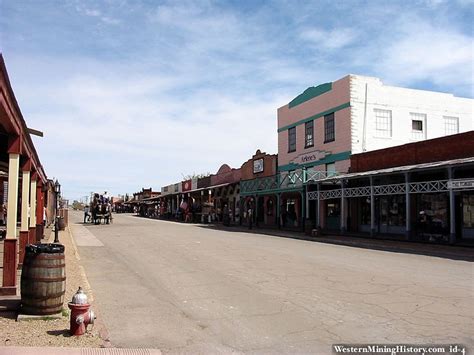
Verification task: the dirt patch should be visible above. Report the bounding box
[0,224,106,348]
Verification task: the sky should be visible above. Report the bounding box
[0,0,473,201]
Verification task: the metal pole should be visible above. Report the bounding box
[448,167,456,244]
[276,193,280,228]
[405,172,411,241]
[54,190,59,243]
[370,176,375,237]
[316,183,320,229]
[341,180,346,233]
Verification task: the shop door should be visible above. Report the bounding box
[326,200,340,231]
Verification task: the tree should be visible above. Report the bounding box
[182,172,211,180]
[72,200,83,210]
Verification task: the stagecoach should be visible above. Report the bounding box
[90,193,112,225]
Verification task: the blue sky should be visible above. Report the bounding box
[1,0,473,200]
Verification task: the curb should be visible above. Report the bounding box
[66,224,112,347]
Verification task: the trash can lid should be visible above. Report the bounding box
[25,243,65,254]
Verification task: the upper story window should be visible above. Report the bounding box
[288,127,296,152]
[305,120,314,148]
[324,112,335,143]
[410,112,426,140]
[443,116,459,136]
[374,109,392,138]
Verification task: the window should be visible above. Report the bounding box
[288,127,296,152]
[305,120,314,148]
[324,113,335,143]
[444,116,459,136]
[410,112,426,140]
[374,109,392,137]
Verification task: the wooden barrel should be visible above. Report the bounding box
[58,217,66,231]
[21,243,66,315]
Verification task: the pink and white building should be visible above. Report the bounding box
[241,74,472,230]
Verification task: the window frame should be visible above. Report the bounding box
[324,112,335,143]
[374,108,392,138]
[288,127,296,153]
[304,120,314,148]
[443,116,459,136]
[410,112,426,140]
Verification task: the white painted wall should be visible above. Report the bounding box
[350,75,473,154]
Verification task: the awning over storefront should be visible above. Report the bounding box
[157,182,232,197]
[312,157,474,183]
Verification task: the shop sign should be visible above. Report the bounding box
[253,158,264,173]
[182,180,192,192]
[448,179,474,189]
[291,150,330,165]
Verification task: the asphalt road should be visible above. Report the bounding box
[70,211,473,353]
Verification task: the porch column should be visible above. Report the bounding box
[340,181,346,233]
[316,183,320,229]
[276,193,280,229]
[176,195,179,219]
[19,162,31,265]
[305,186,309,219]
[29,176,37,244]
[3,152,20,293]
[370,176,375,237]
[405,172,411,241]
[301,189,306,232]
[36,181,44,242]
[448,167,456,244]
[239,197,243,226]
[254,195,258,227]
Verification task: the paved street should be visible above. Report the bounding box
[70,211,473,353]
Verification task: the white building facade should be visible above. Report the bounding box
[350,75,473,155]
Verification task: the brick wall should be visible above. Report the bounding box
[240,150,277,180]
[350,131,474,172]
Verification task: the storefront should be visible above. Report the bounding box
[307,156,474,245]
[1,55,49,295]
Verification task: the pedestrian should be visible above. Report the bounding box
[235,203,240,225]
[223,204,229,226]
[84,205,90,224]
[248,202,253,230]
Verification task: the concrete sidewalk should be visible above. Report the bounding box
[0,347,161,355]
[203,223,474,262]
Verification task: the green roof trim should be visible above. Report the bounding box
[278,151,351,172]
[240,187,302,196]
[288,82,332,108]
[278,102,350,133]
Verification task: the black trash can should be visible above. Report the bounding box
[21,243,66,315]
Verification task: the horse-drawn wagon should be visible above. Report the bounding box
[90,193,112,225]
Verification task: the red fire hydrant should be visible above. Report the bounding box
[68,287,96,336]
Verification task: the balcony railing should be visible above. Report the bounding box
[241,168,340,195]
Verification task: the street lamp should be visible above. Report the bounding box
[54,179,61,243]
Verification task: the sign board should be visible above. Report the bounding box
[182,180,192,192]
[290,150,330,165]
[448,179,474,189]
[253,158,264,174]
